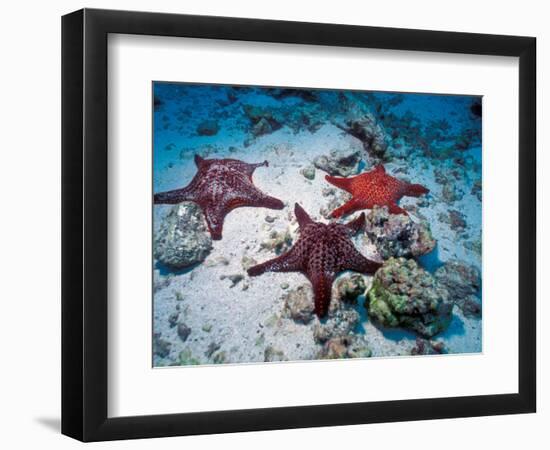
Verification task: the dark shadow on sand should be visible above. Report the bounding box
[155,260,201,276]
[418,244,444,273]
[438,311,466,338]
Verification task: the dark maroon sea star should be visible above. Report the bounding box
[154,155,284,240]
[248,203,381,317]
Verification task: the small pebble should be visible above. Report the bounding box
[177,323,191,342]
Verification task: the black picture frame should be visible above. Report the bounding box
[61,8,536,442]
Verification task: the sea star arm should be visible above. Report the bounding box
[242,160,269,178]
[345,212,366,234]
[194,154,206,167]
[403,182,430,197]
[341,246,382,274]
[153,186,197,204]
[201,203,228,240]
[215,158,269,178]
[331,198,368,219]
[325,175,354,193]
[259,194,285,210]
[294,203,314,228]
[247,248,304,276]
[240,190,285,210]
[388,203,408,215]
[307,270,335,317]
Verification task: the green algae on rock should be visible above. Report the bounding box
[366,257,452,337]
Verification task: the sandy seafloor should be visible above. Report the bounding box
[152,83,482,367]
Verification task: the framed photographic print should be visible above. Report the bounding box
[62,8,536,442]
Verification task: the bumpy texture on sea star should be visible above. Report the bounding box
[325,164,429,218]
[248,203,381,317]
[154,155,284,240]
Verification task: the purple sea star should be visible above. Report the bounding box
[248,203,381,317]
[154,155,284,240]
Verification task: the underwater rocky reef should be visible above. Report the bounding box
[152,83,482,366]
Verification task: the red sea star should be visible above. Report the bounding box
[248,204,381,317]
[154,155,284,240]
[325,164,429,218]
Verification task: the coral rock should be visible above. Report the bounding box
[260,227,294,255]
[205,342,221,358]
[334,112,389,160]
[313,308,360,343]
[364,206,435,259]
[335,274,367,303]
[178,349,200,365]
[313,148,361,177]
[448,210,467,231]
[366,258,453,337]
[212,351,227,364]
[251,117,274,137]
[410,337,447,355]
[441,182,464,204]
[154,202,213,269]
[435,260,481,317]
[264,346,287,362]
[283,284,316,324]
[313,296,360,343]
[317,336,372,359]
[464,239,482,257]
[153,333,171,358]
[300,165,316,180]
[168,312,179,328]
[243,104,282,137]
[177,323,192,342]
[196,119,219,136]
